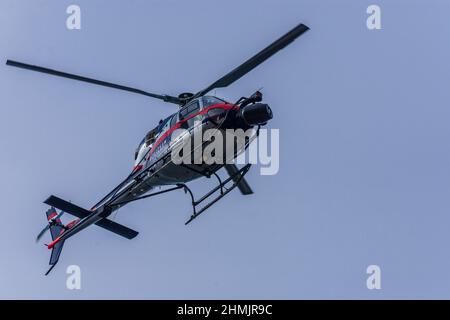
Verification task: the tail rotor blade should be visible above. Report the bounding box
[36,210,65,243]
[36,224,51,243]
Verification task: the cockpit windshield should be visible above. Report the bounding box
[202,96,226,108]
[134,128,157,164]
[157,116,172,132]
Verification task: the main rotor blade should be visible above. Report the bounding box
[193,23,309,99]
[6,60,182,105]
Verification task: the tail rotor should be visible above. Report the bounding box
[36,208,64,243]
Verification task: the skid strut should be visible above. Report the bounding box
[110,164,251,225]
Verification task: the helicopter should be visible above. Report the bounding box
[6,22,309,275]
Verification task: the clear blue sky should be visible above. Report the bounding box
[1,0,449,299]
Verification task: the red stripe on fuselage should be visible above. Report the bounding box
[145,103,238,161]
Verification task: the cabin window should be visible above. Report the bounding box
[145,129,157,147]
[187,113,202,128]
[207,107,226,124]
[203,96,226,108]
[179,100,200,129]
[179,100,200,120]
[170,113,177,128]
[134,138,146,160]
[158,116,172,134]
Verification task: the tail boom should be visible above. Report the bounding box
[41,196,139,275]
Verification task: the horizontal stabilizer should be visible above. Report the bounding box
[44,195,90,219]
[95,218,139,239]
[44,195,138,239]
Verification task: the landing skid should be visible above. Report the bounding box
[183,163,252,225]
[112,163,252,225]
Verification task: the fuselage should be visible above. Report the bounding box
[92,96,240,210]
[91,94,272,212]
[47,92,274,249]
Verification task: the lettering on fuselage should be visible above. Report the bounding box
[148,134,171,165]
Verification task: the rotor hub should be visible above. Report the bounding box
[178,92,194,100]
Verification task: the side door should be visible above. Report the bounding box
[179,99,201,131]
[170,99,201,147]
